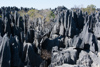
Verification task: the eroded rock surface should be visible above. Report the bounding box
[0,6,100,67]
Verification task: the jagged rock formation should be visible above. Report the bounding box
[0,6,100,67]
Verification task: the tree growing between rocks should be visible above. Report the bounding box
[82,4,96,14]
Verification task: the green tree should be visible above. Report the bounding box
[86,4,96,14]
[49,11,55,18]
[82,4,96,14]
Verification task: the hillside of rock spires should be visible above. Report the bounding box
[0,6,100,67]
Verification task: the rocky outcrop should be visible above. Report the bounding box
[0,34,11,67]
[0,6,100,67]
[49,47,78,67]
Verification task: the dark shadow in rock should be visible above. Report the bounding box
[84,44,90,50]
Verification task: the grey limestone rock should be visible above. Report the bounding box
[0,34,11,67]
[22,42,43,67]
[50,47,78,66]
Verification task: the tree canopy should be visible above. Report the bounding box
[82,4,96,14]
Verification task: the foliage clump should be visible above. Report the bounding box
[0,15,2,18]
[49,11,55,18]
[18,9,55,22]
[82,4,96,14]
[18,10,26,16]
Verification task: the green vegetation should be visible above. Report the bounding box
[18,9,55,22]
[45,11,55,22]
[27,9,44,20]
[49,11,55,18]
[82,4,96,14]
[0,15,2,18]
[18,10,26,17]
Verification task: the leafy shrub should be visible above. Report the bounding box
[82,4,96,14]
[18,10,26,16]
[0,15,2,18]
[18,9,55,22]
[49,11,55,18]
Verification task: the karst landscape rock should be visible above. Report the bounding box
[0,6,100,67]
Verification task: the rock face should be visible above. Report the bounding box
[0,6,100,67]
[23,43,43,67]
[0,34,11,67]
[77,51,93,67]
[71,22,98,52]
[94,22,100,38]
[49,47,78,66]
